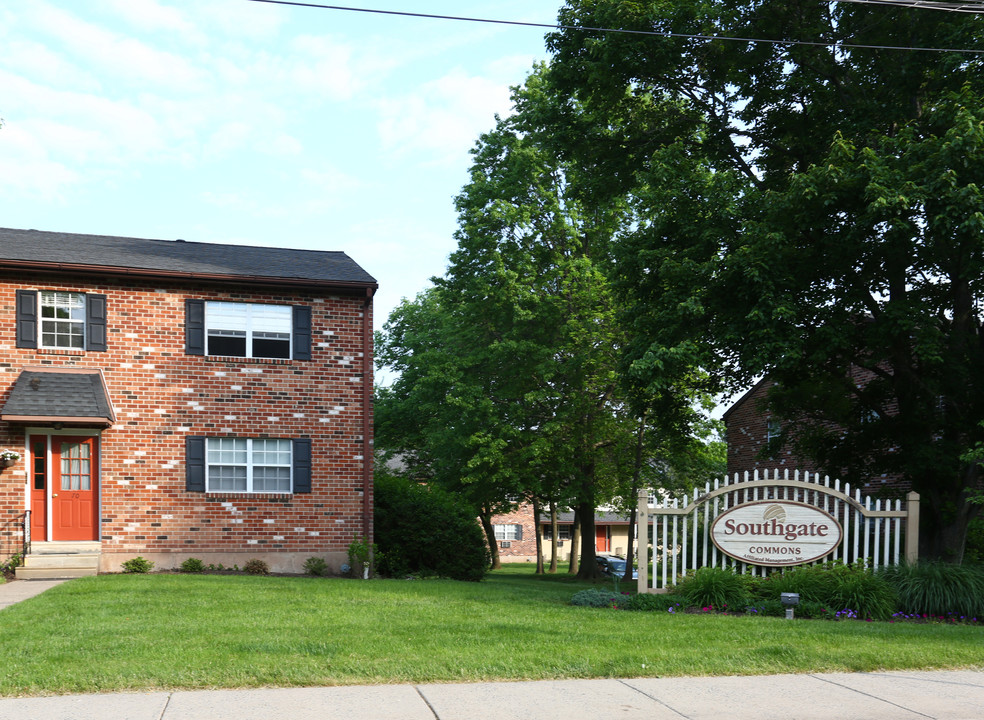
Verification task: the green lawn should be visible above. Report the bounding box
[0,564,980,696]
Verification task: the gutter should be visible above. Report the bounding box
[362,286,374,543]
[0,259,378,295]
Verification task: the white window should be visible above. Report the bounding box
[40,291,85,349]
[494,524,522,541]
[542,524,572,541]
[767,418,781,443]
[206,438,292,493]
[206,302,291,359]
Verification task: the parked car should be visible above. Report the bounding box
[596,555,638,580]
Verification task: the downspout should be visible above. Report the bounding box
[362,287,375,544]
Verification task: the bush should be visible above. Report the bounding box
[623,593,685,612]
[677,567,750,610]
[243,559,270,575]
[347,536,379,578]
[571,589,622,608]
[879,562,984,618]
[121,556,154,574]
[374,472,490,581]
[757,562,896,620]
[303,556,329,577]
[180,557,205,573]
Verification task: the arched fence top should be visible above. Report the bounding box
[637,468,920,593]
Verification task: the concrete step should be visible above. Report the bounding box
[15,566,98,580]
[22,553,99,569]
[16,542,102,579]
[30,541,101,555]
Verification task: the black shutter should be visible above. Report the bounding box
[515,525,523,541]
[15,289,37,349]
[186,299,205,355]
[293,438,312,493]
[85,293,108,352]
[292,305,312,361]
[186,436,206,492]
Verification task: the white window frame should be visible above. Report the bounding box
[205,437,293,494]
[204,302,292,359]
[542,524,572,541]
[39,291,86,350]
[766,418,782,443]
[493,524,521,541]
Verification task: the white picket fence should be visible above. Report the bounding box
[636,469,920,593]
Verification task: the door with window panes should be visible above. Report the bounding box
[50,436,99,541]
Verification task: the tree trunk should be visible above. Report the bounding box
[568,510,580,575]
[479,505,501,570]
[624,416,645,583]
[548,501,559,573]
[576,499,601,580]
[532,496,545,574]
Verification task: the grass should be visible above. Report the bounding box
[0,563,980,696]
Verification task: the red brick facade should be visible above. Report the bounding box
[0,263,374,573]
[723,380,811,478]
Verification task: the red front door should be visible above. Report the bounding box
[51,436,99,541]
[595,525,610,553]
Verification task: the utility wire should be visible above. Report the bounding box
[245,0,984,54]
[836,0,984,12]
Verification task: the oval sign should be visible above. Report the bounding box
[710,501,842,567]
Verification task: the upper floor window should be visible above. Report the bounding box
[185,300,312,361]
[40,291,86,349]
[16,289,107,352]
[207,302,291,359]
[766,418,781,443]
[494,523,523,541]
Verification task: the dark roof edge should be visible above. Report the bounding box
[0,259,378,294]
[721,377,771,422]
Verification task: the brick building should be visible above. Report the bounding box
[723,378,902,490]
[492,505,635,564]
[0,228,376,575]
[722,379,806,478]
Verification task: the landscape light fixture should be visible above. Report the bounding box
[781,592,800,620]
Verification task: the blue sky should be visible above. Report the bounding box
[0,0,559,346]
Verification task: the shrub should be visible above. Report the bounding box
[180,557,205,573]
[623,593,685,612]
[879,562,984,618]
[677,567,750,610]
[303,556,329,577]
[374,472,490,581]
[571,589,622,608]
[121,556,154,574]
[347,536,379,578]
[757,562,896,620]
[243,559,270,575]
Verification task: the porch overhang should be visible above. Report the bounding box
[1,368,116,427]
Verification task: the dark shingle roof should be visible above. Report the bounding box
[1,370,115,425]
[0,228,376,287]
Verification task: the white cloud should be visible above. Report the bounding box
[375,68,515,166]
[96,0,202,41]
[22,2,207,93]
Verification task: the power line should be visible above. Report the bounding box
[836,0,984,12]
[244,0,984,54]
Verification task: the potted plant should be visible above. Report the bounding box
[0,450,20,468]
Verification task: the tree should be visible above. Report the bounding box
[546,1,984,559]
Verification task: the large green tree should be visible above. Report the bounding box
[377,66,723,577]
[547,1,984,559]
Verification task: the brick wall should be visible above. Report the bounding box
[491,504,539,561]
[0,272,372,572]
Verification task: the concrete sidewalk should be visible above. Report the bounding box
[0,670,981,720]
